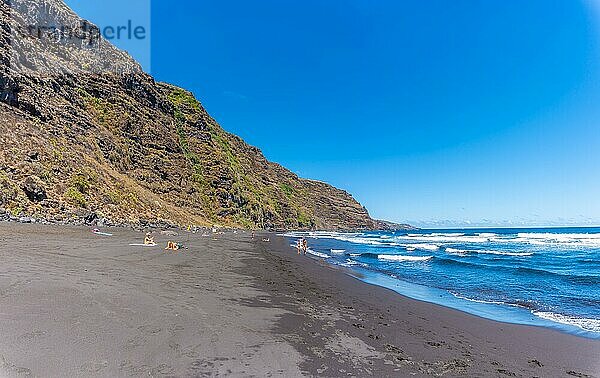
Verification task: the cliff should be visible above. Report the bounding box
[0,0,386,230]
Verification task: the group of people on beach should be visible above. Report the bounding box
[98,227,306,255]
[145,232,183,251]
[296,238,308,255]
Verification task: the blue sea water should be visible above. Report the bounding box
[283,227,600,339]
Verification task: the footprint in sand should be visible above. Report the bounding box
[17,330,47,342]
[189,359,214,372]
[567,372,592,378]
[150,363,174,375]
[80,361,109,373]
[528,359,543,367]
[137,324,162,335]
[497,368,517,376]
[0,355,32,376]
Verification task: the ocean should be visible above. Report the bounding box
[283,227,600,339]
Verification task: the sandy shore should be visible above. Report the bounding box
[0,223,598,377]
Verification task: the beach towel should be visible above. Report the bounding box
[92,230,113,237]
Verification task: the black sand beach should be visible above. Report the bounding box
[0,223,598,377]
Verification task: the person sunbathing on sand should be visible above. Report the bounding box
[165,241,181,251]
[144,232,155,245]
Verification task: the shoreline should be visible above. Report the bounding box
[253,232,600,376]
[330,259,599,340]
[0,222,598,377]
[280,228,600,340]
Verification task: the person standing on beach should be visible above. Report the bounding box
[302,238,308,255]
[297,239,302,255]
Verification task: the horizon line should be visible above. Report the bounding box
[409,224,600,230]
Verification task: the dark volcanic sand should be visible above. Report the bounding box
[0,223,598,377]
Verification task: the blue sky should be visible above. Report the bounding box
[66,0,600,228]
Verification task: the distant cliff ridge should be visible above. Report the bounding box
[0,0,408,230]
[373,220,420,231]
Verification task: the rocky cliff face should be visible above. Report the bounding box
[0,0,378,230]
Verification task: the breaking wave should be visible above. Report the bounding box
[378,255,433,262]
[445,247,534,257]
[533,312,600,333]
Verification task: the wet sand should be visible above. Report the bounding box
[0,223,598,377]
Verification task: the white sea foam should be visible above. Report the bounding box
[451,295,600,333]
[451,293,517,307]
[324,236,390,246]
[395,235,490,243]
[340,259,368,268]
[482,250,534,257]
[307,249,330,259]
[284,231,484,247]
[445,247,468,255]
[515,232,600,247]
[378,255,433,262]
[330,249,346,254]
[533,311,600,333]
[404,243,440,251]
[445,247,533,257]
[518,232,600,240]
[284,230,600,249]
